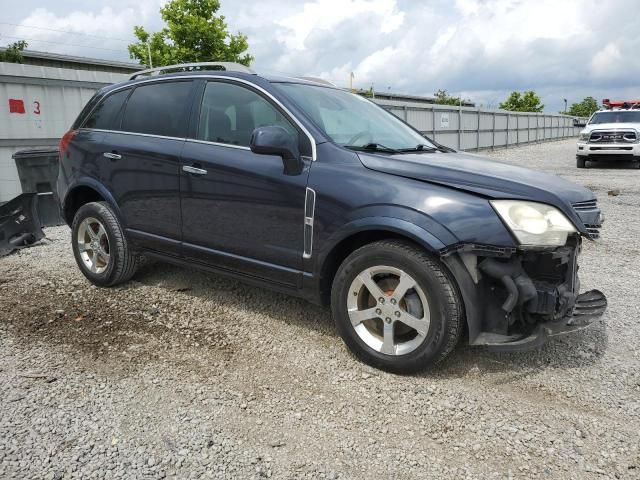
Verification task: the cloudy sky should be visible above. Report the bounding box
[3,0,639,111]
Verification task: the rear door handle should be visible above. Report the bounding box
[182,165,208,176]
[103,152,121,160]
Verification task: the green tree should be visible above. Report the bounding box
[355,86,375,98]
[433,89,462,106]
[499,90,544,112]
[0,40,28,63]
[128,0,253,67]
[565,96,599,117]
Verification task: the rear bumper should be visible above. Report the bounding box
[473,289,607,352]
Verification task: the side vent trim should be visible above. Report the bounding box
[303,188,316,259]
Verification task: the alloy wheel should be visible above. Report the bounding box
[77,217,110,274]
[347,265,430,356]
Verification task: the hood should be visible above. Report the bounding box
[357,150,598,234]
[583,122,640,132]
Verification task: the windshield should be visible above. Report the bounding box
[590,111,640,124]
[275,83,435,151]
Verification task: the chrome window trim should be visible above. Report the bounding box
[186,138,251,151]
[82,75,317,160]
[79,128,185,143]
[80,128,254,153]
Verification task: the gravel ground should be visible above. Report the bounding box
[1,139,639,479]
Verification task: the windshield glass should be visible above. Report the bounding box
[590,111,640,124]
[275,83,434,150]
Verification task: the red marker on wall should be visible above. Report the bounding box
[9,99,26,114]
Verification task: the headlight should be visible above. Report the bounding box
[490,200,577,246]
[578,132,590,142]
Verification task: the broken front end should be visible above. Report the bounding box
[442,200,606,350]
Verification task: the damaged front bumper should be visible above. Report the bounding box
[442,236,607,351]
[471,289,607,351]
[0,193,45,257]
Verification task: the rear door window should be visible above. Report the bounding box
[83,89,130,130]
[121,81,193,138]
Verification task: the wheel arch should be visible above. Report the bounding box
[315,217,448,305]
[62,179,121,226]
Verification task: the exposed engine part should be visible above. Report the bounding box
[478,257,537,312]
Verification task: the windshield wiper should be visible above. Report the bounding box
[431,142,456,153]
[345,143,402,154]
[398,144,438,153]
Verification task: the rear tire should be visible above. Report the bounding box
[71,201,138,287]
[330,240,463,373]
[576,156,587,168]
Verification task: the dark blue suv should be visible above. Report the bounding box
[57,62,606,372]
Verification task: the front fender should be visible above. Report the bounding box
[302,214,458,305]
[310,215,453,281]
[322,215,448,256]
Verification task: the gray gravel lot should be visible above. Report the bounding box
[1,139,639,479]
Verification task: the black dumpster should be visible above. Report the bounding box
[12,148,64,227]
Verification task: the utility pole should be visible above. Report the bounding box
[563,98,567,114]
[459,93,463,150]
[349,71,354,91]
[147,42,153,68]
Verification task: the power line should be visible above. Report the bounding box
[0,34,127,54]
[0,33,129,54]
[0,22,132,43]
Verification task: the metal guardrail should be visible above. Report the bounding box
[374,100,585,151]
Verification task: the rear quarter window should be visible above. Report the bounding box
[121,81,192,138]
[82,89,130,130]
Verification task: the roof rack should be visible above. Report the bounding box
[295,76,336,87]
[129,62,255,80]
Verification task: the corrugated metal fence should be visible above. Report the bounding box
[0,61,583,202]
[375,98,584,151]
[0,63,128,202]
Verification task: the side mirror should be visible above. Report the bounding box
[250,126,302,175]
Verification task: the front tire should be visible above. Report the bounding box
[331,240,463,373]
[576,156,587,168]
[71,201,138,287]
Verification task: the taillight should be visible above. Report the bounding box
[59,129,77,159]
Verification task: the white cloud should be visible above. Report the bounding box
[454,0,481,16]
[590,43,623,78]
[7,0,640,111]
[6,2,164,60]
[276,0,404,50]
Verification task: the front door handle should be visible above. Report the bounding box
[103,152,121,160]
[182,165,208,176]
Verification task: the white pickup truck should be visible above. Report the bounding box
[576,102,640,168]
